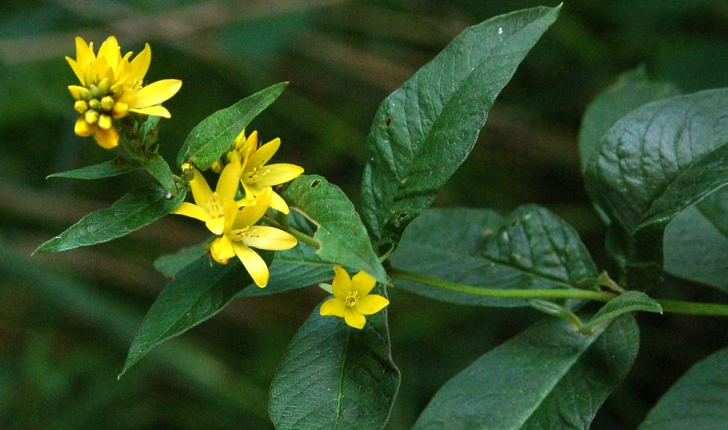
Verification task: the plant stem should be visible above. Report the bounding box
[389,268,728,317]
[261,215,321,248]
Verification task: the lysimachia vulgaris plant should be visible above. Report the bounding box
[34,5,728,429]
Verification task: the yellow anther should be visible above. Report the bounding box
[345,290,360,307]
[74,100,89,114]
[84,110,99,125]
[97,114,112,131]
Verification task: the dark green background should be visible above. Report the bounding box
[2,0,728,428]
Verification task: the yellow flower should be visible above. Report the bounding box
[320,266,390,329]
[66,36,182,149]
[209,187,298,287]
[232,130,304,214]
[172,160,241,235]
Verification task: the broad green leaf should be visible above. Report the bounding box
[153,243,208,278]
[639,346,728,430]
[120,254,269,376]
[34,183,186,254]
[578,66,680,172]
[361,6,560,253]
[281,174,387,284]
[579,291,662,333]
[585,88,728,288]
[414,315,640,430]
[664,186,728,292]
[176,82,287,170]
[269,300,399,430]
[46,158,141,180]
[389,206,599,307]
[142,153,177,194]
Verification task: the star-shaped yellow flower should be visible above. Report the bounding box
[209,187,298,287]
[320,266,390,329]
[232,130,304,214]
[171,160,241,235]
[66,36,182,149]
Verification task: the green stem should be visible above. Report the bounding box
[261,215,321,248]
[389,268,728,317]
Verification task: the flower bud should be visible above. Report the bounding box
[97,114,112,131]
[100,96,115,111]
[74,100,89,114]
[84,109,99,125]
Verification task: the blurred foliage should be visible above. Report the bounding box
[2,0,728,428]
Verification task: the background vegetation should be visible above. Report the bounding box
[2,0,728,428]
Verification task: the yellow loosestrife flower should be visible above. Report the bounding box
[320,266,390,329]
[209,187,298,287]
[66,36,182,149]
[232,130,304,214]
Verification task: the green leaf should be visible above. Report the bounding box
[389,206,599,307]
[153,243,208,278]
[639,346,728,429]
[142,153,177,194]
[361,6,560,253]
[281,174,387,284]
[34,183,186,254]
[46,158,141,180]
[579,291,662,333]
[176,82,287,170]
[414,315,640,430]
[269,299,400,430]
[578,66,680,172]
[585,88,728,288]
[120,254,269,377]
[664,186,728,292]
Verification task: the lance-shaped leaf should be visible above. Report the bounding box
[361,6,560,253]
[269,300,399,430]
[120,254,269,376]
[585,88,728,288]
[414,315,639,430]
[639,346,728,430]
[579,291,662,333]
[153,243,208,278]
[389,206,599,307]
[578,66,680,172]
[282,174,387,284]
[664,186,728,292]
[34,183,186,254]
[176,82,287,170]
[46,158,141,180]
[142,153,177,194]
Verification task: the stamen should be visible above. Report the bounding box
[345,290,359,307]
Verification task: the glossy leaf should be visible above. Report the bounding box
[640,346,728,429]
[578,66,680,172]
[585,88,728,288]
[664,186,728,292]
[176,82,287,170]
[153,243,208,278]
[34,183,186,254]
[120,254,269,376]
[142,153,177,194]
[579,291,662,333]
[389,206,599,307]
[281,174,387,284]
[361,6,560,253]
[269,300,399,430]
[414,315,640,430]
[46,158,141,180]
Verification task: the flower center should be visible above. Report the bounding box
[73,77,129,129]
[232,226,252,241]
[207,193,223,219]
[345,290,359,307]
[247,165,271,182]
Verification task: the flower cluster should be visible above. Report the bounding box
[66,36,182,149]
[172,131,303,287]
[320,266,390,329]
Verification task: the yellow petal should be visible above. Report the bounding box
[206,217,225,235]
[171,202,212,222]
[331,266,352,300]
[74,117,94,137]
[355,295,389,315]
[243,226,297,250]
[216,159,242,202]
[93,126,119,149]
[74,37,95,64]
[133,79,182,108]
[129,43,151,81]
[344,308,366,329]
[188,167,213,208]
[222,198,238,234]
[97,36,121,68]
[232,243,269,287]
[129,105,171,118]
[234,187,271,229]
[352,271,377,296]
[247,138,280,168]
[269,190,290,214]
[211,236,235,262]
[66,57,85,86]
[253,164,304,187]
[320,298,346,318]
